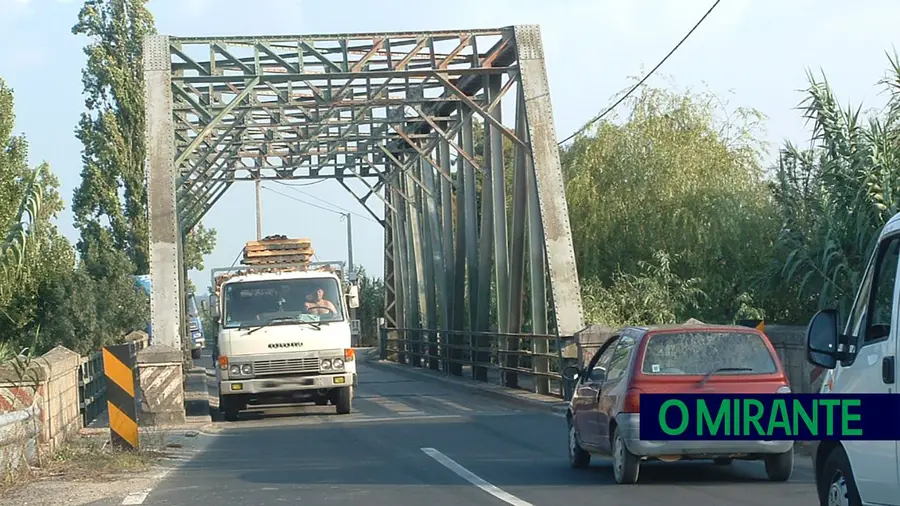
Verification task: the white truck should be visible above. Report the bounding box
[206,263,360,421]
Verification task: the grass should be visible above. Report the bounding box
[0,432,169,496]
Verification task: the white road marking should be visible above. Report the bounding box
[421,447,534,506]
[121,492,149,504]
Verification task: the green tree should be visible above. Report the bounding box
[767,52,900,321]
[71,0,156,275]
[562,82,779,325]
[71,0,217,277]
[355,268,385,346]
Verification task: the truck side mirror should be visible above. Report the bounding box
[807,309,840,369]
[209,294,220,319]
[201,300,208,313]
[347,284,360,309]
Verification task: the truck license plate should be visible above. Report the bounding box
[264,378,314,388]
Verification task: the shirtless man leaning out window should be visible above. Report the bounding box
[304,286,338,315]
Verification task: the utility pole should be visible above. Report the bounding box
[345,212,354,272]
[255,177,262,240]
[344,212,358,346]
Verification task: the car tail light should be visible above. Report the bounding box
[776,385,791,394]
[622,387,644,413]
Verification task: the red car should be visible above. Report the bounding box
[563,324,795,484]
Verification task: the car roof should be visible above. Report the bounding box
[624,323,765,336]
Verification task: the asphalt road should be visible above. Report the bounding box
[138,355,819,506]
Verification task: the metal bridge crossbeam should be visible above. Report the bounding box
[143,25,584,397]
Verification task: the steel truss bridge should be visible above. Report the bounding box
[144,25,585,398]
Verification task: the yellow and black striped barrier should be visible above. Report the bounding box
[102,343,139,450]
[737,319,765,333]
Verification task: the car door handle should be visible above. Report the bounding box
[882,356,895,384]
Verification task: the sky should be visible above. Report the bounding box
[0,0,899,293]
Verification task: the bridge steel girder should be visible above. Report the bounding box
[144,25,584,395]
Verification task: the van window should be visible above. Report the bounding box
[863,236,900,344]
[641,331,777,375]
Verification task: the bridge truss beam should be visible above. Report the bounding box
[144,25,584,393]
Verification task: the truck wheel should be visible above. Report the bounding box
[191,348,202,359]
[335,386,352,415]
[220,396,240,422]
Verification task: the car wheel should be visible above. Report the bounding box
[612,427,640,484]
[764,448,794,482]
[567,417,591,469]
[818,446,861,506]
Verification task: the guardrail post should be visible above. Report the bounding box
[378,318,387,360]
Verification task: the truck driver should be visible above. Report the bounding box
[304,285,338,315]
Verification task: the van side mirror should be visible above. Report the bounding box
[208,294,220,319]
[346,284,360,309]
[561,365,581,381]
[807,309,840,369]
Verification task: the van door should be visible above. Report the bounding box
[836,233,900,504]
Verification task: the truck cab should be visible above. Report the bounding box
[806,212,900,506]
[208,268,360,421]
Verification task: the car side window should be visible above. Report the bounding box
[605,335,636,382]
[585,336,618,382]
[864,236,900,344]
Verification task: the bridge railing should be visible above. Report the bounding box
[379,326,575,398]
[78,333,149,427]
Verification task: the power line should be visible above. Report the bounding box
[557,0,722,146]
[271,179,377,223]
[261,185,379,224]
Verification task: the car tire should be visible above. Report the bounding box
[567,417,591,469]
[765,448,794,482]
[817,446,862,506]
[612,426,640,484]
[191,348,202,359]
[335,386,352,414]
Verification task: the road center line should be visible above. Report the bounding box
[421,447,534,506]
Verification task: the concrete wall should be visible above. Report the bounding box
[0,345,83,472]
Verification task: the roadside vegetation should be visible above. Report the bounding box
[3,1,899,359]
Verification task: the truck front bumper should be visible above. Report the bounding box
[221,372,357,396]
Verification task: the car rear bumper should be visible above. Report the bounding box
[616,413,794,457]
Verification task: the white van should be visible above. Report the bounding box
[806,213,900,506]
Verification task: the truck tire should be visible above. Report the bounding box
[817,446,861,506]
[220,396,240,422]
[335,386,352,415]
[191,348,202,359]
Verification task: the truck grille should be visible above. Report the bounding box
[253,357,319,376]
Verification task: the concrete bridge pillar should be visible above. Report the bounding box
[136,345,185,426]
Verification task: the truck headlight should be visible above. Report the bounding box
[229,364,252,377]
[229,365,240,376]
[320,359,333,370]
[332,358,344,369]
[241,364,252,375]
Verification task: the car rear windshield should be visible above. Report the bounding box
[641,331,778,375]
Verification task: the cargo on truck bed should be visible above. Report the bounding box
[242,235,314,266]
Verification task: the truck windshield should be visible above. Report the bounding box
[640,331,778,375]
[222,277,345,329]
